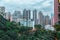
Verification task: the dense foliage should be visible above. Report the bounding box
[54,24,60,31]
[0,15,55,40]
[54,24,60,40]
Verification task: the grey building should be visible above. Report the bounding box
[33,9,37,25]
[45,15,50,25]
[23,9,31,20]
[23,9,31,26]
[38,11,44,26]
[12,11,22,23]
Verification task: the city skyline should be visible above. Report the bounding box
[0,5,51,27]
[0,0,54,17]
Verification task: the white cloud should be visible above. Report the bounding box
[0,0,54,16]
[41,0,53,8]
[1,0,44,5]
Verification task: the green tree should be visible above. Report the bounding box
[34,25,42,30]
[54,24,60,31]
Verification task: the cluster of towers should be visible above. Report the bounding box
[12,9,51,27]
[0,6,51,27]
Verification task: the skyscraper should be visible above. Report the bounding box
[38,11,44,26]
[54,0,60,24]
[23,9,31,26]
[33,9,37,25]
[23,9,31,20]
[45,15,50,25]
[23,9,27,19]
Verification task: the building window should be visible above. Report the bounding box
[58,14,60,19]
[58,21,60,24]
[58,0,60,5]
[58,6,60,12]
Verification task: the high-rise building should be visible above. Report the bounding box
[23,9,31,20]
[0,6,5,17]
[51,16,54,25]
[45,15,50,25]
[33,9,37,25]
[54,0,60,24]
[23,9,27,19]
[23,9,31,26]
[38,11,44,26]
[12,11,22,23]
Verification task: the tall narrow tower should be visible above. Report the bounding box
[33,9,37,25]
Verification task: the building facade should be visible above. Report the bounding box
[54,0,60,24]
[23,9,31,26]
[51,16,54,25]
[5,12,11,21]
[33,9,37,25]
[45,15,50,25]
[23,9,31,20]
[20,19,34,27]
[38,11,44,26]
[0,6,5,18]
[12,11,22,23]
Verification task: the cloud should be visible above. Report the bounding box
[0,0,54,16]
[42,1,51,7]
[1,0,44,5]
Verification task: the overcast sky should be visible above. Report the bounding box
[0,0,54,17]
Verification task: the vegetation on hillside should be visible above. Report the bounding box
[0,15,56,40]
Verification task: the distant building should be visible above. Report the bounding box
[5,12,11,21]
[23,9,31,26]
[45,15,50,25]
[33,9,37,25]
[33,19,39,25]
[51,16,54,25]
[20,19,34,27]
[49,19,51,25]
[44,25,55,31]
[43,16,45,26]
[0,6,5,18]
[12,11,22,23]
[38,11,44,26]
[54,0,60,24]
[23,9,31,20]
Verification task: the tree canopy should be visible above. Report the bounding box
[0,15,56,40]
